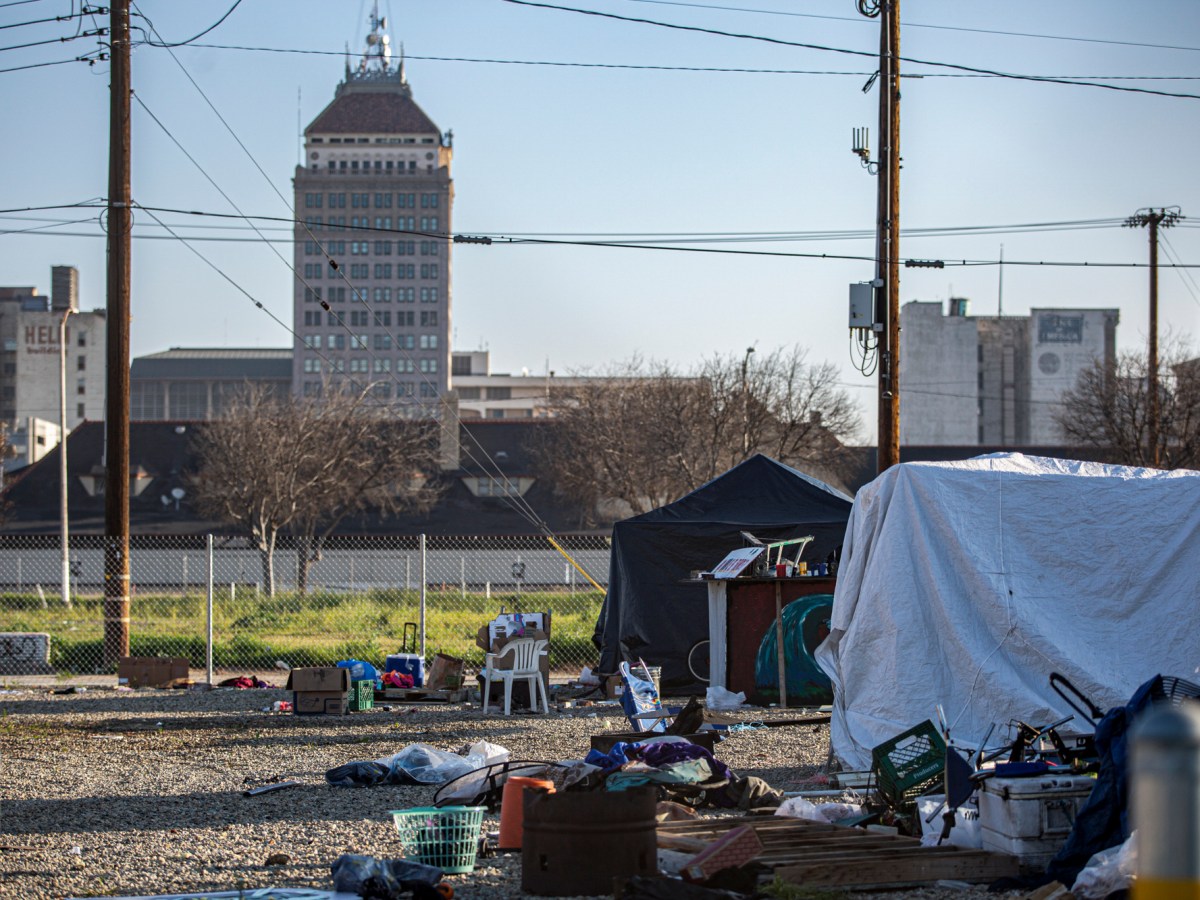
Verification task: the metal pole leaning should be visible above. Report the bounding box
[206,534,214,685]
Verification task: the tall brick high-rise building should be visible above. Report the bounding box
[292,9,452,409]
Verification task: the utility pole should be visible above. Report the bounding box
[104,0,132,667]
[861,0,901,473]
[1124,207,1183,468]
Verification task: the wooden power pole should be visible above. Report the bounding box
[869,0,901,473]
[104,0,132,666]
[1124,207,1183,468]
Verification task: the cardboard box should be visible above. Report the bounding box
[117,656,189,688]
[285,666,351,716]
[426,652,466,691]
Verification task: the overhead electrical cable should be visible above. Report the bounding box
[0,29,103,52]
[621,0,1200,54]
[0,53,101,73]
[131,0,244,48]
[178,42,1199,83]
[498,0,1200,100]
[15,203,1200,269]
[1160,232,1200,308]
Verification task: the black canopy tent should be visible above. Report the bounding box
[594,454,854,689]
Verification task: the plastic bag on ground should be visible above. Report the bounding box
[705,686,746,711]
[331,853,442,894]
[775,796,864,823]
[434,741,514,805]
[1071,832,1137,899]
[377,743,475,784]
[326,760,391,787]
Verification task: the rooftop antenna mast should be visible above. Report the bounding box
[998,244,1004,317]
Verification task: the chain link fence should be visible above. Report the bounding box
[0,534,610,681]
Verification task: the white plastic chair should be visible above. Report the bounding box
[482,637,549,715]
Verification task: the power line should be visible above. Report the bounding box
[0,0,48,8]
[0,211,1143,240]
[0,29,104,52]
[0,52,101,73]
[131,0,243,48]
[176,42,1200,83]
[7,203,1199,269]
[620,0,1200,54]
[1160,232,1200,308]
[499,0,1200,100]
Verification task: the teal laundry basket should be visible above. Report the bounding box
[390,806,485,874]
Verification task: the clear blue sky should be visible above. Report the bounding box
[3,0,1198,442]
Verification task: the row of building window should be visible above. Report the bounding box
[303,287,438,304]
[304,192,440,210]
[302,263,439,280]
[301,311,438,329]
[302,380,439,400]
[310,136,437,145]
[301,330,439,350]
[318,159,434,174]
[305,240,440,257]
[301,356,440,374]
[302,216,440,232]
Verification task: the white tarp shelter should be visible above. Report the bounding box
[816,453,1200,770]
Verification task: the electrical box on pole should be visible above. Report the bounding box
[849,283,875,330]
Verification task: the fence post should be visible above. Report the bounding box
[419,534,427,657]
[460,557,465,600]
[206,535,214,684]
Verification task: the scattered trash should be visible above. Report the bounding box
[1070,831,1136,899]
[327,741,509,788]
[331,853,445,895]
[68,846,82,856]
[264,852,290,866]
[243,781,302,797]
[704,686,746,712]
[217,675,276,689]
[381,671,415,689]
[775,796,865,824]
[274,660,291,671]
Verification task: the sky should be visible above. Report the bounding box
[2,0,1199,443]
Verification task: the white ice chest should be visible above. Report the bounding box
[978,772,1096,870]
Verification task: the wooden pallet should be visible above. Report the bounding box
[658,816,1018,889]
[374,687,467,703]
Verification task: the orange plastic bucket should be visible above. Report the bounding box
[497,775,555,850]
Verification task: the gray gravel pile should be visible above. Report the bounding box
[0,686,1015,900]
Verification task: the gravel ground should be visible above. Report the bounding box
[0,686,1022,900]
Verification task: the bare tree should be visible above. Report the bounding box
[535,348,860,522]
[1054,346,1200,470]
[191,384,441,594]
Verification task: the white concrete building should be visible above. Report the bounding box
[292,11,452,409]
[900,299,1118,446]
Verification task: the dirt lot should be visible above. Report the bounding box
[0,685,1015,900]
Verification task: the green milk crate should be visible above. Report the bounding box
[870,719,946,809]
[349,679,375,712]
